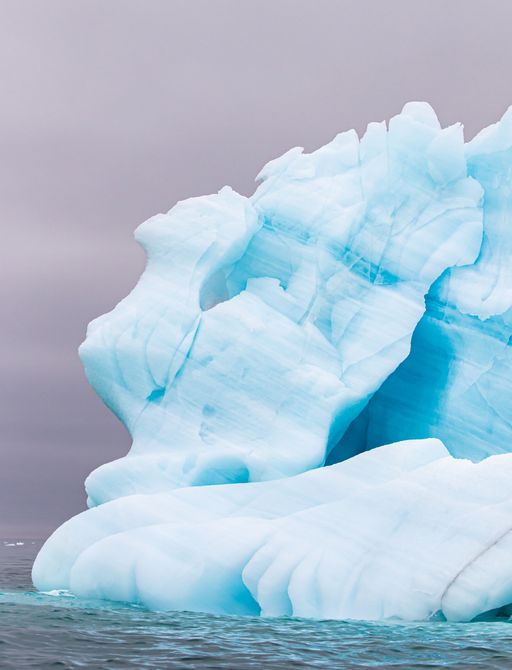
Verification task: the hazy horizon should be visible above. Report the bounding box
[2,0,512,536]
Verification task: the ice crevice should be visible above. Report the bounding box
[33,102,512,622]
[440,522,512,621]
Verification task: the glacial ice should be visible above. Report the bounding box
[33,439,512,621]
[33,103,512,622]
[80,102,482,504]
[332,107,512,462]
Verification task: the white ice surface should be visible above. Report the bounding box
[33,439,512,621]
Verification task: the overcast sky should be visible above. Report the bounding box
[1,0,512,536]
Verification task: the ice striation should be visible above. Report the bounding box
[33,103,512,622]
[80,102,482,505]
[331,107,512,462]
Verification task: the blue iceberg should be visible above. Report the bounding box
[33,103,512,622]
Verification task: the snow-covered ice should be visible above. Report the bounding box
[33,103,512,622]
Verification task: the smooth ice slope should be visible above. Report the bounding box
[332,107,512,462]
[80,103,482,505]
[33,439,512,621]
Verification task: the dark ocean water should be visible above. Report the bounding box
[2,540,512,669]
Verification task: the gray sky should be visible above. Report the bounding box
[1,0,511,537]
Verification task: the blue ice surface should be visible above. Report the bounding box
[331,108,512,462]
[77,101,483,504]
[32,103,512,623]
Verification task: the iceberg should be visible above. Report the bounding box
[33,103,512,622]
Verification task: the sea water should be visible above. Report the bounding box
[1,540,511,669]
